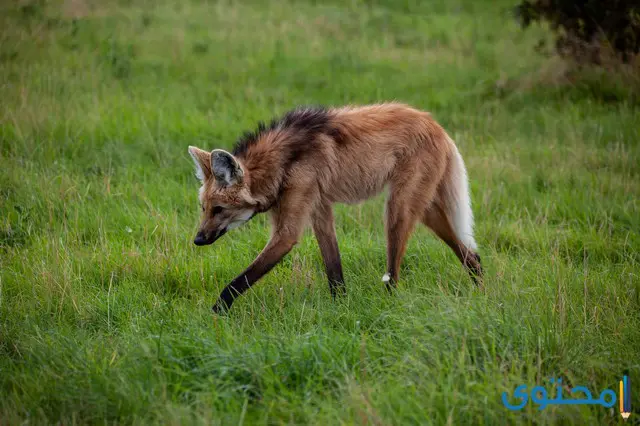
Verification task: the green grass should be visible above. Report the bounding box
[1,0,639,424]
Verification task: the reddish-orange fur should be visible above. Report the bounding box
[188,103,482,313]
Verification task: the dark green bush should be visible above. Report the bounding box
[516,0,640,64]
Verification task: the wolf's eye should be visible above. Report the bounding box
[201,204,204,212]
[212,206,223,215]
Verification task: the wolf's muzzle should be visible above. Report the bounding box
[193,228,227,246]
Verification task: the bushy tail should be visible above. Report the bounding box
[442,140,477,251]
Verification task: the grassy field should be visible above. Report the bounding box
[1,0,639,424]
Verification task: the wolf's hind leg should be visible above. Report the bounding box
[312,201,345,298]
[422,202,482,285]
[384,187,424,291]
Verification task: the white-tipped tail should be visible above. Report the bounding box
[445,141,477,250]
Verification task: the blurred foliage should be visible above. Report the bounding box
[516,0,640,64]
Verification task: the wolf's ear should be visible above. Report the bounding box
[188,146,212,182]
[211,149,244,187]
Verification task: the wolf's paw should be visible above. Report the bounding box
[212,301,230,316]
[381,272,397,293]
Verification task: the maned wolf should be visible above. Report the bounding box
[188,103,482,313]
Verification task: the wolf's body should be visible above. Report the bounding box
[188,103,482,313]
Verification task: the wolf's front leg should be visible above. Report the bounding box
[311,201,345,297]
[212,234,298,314]
[212,174,317,314]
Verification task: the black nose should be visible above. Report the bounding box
[193,232,207,246]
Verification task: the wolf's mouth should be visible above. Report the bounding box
[211,228,228,244]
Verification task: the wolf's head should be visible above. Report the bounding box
[188,146,258,246]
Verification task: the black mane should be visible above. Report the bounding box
[232,106,330,157]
